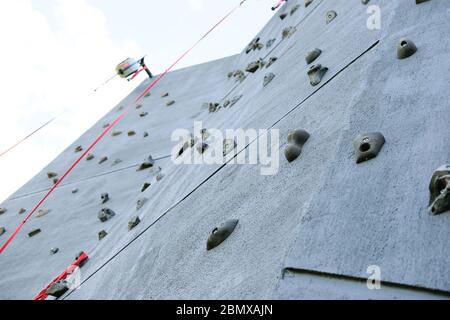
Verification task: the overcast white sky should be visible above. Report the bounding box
[0,0,275,202]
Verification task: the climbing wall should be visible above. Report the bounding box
[1,0,449,299]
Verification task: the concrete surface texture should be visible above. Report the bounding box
[0,0,449,299]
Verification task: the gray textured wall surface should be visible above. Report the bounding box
[0,0,449,300]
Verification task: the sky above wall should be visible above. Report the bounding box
[0,0,275,202]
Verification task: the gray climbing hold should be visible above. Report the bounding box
[45,280,69,298]
[207,219,239,251]
[307,64,328,86]
[128,131,136,136]
[428,165,450,215]
[397,38,417,60]
[117,105,124,111]
[74,146,83,153]
[139,111,148,117]
[36,208,51,218]
[416,0,430,4]
[128,216,141,231]
[282,26,296,39]
[28,228,41,237]
[50,247,59,255]
[98,208,116,222]
[0,208,6,215]
[137,197,148,210]
[207,102,220,113]
[227,71,234,78]
[52,178,59,185]
[143,132,149,138]
[0,227,5,236]
[266,57,278,68]
[72,188,78,194]
[112,131,122,137]
[112,159,122,166]
[101,193,109,204]
[156,174,164,182]
[135,104,143,109]
[223,139,237,156]
[245,37,264,54]
[246,59,265,73]
[305,0,313,7]
[137,156,155,171]
[98,156,108,165]
[326,10,337,24]
[86,153,94,161]
[305,48,322,64]
[279,13,288,20]
[47,171,58,179]
[166,100,175,107]
[362,0,370,4]
[263,73,275,87]
[161,92,169,98]
[266,38,276,48]
[103,123,110,128]
[285,129,310,163]
[98,230,108,240]
[141,182,151,192]
[233,70,246,82]
[353,132,385,164]
[290,4,300,15]
[19,208,26,214]
[144,91,151,98]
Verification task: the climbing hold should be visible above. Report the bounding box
[98,156,108,165]
[98,208,116,222]
[86,153,94,161]
[207,102,220,113]
[144,91,151,98]
[137,156,155,171]
[143,132,149,138]
[245,37,264,54]
[428,165,450,215]
[28,228,41,237]
[362,0,370,4]
[137,197,148,210]
[288,129,311,146]
[416,0,430,4]
[128,131,136,136]
[128,216,141,231]
[228,95,243,108]
[282,26,296,39]
[0,208,6,215]
[76,251,88,267]
[305,48,322,64]
[223,100,231,108]
[112,159,122,166]
[45,280,69,299]
[0,227,5,236]
[161,92,169,98]
[397,38,417,60]
[284,144,303,163]
[101,193,109,204]
[141,182,151,192]
[279,13,288,20]
[36,208,51,218]
[266,57,278,68]
[74,146,83,153]
[19,208,26,214]
[156,174,164,182]
[72,188,78,194]
[166,100,175,107]
[135,104,143,109]
[117,105,124,111]
[112,131,122,137]
[50,247,59,255]
[139,111,148,117]
[98,230,108,240]
[206,219,239,251]
[285,129,310,163]
[307,64,328,86]
[223,139,237,156]
[290,4,300,15]
[196,142,209,154]
[326,10,337,24]
[233,70,246,82]
[227,71,234,78]
[305,0,313,7]
[201,128,210,140]
[47,171,58,179]
[246,59,265,73]
[263,73,275,87]
[103,123,110,128]
[52,178,59,185]
[266,38,276,48]
[353,132,385,164]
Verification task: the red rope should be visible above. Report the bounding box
[0,0,247,255]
